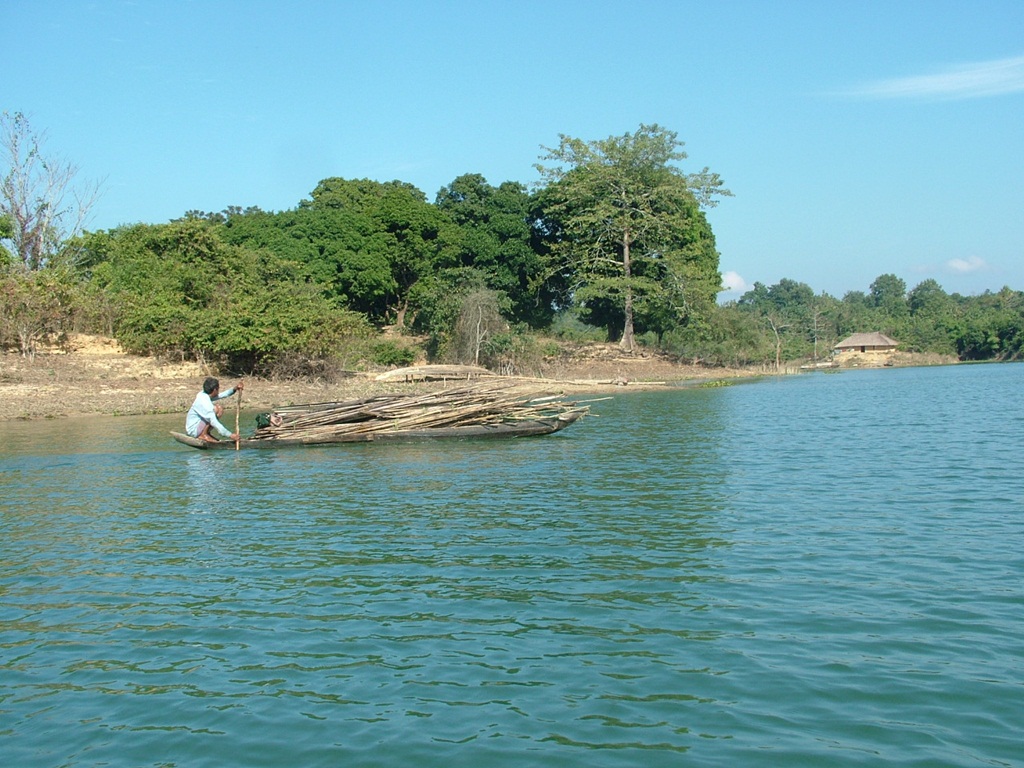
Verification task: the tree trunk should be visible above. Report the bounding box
[619,231,636,353]
[473,307,485,366]
[395,298,408,329]
[766,316,784,372]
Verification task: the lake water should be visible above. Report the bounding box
[2,364,1022,767]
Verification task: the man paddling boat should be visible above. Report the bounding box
[185,377,244,443]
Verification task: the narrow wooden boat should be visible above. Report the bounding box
[170,411,582,450]
[170,382,589,450]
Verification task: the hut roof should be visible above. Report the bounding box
[834,332,899,349]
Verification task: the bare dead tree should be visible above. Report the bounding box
[1,111,101,270]
[764,314,790,372]
[451,288,507,367]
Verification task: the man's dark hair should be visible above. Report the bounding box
[203,377,220,395]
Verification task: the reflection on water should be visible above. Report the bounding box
[1,365,1023,767]
[183,451,231,514]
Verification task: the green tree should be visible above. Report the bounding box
[0,266,78,356]
[672,301,773,367]
[737,279,824,368]
[0,214,13,268]
[81,220,372,373]
[217,201,393,321]
[836,290,875,338]
[435,174,553,327]
[907,278,948,315]
[869,273,909,321]
[307,177,423,214]
[905,279,958,354]
[954,287,1024,361]
[303,178,459,327]
[535,124,729,352]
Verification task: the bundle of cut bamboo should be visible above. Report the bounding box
[249,381,590,443]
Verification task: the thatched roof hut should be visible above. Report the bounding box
[834,332,899,353]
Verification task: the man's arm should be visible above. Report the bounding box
[211,386,235,402]
[207,411,234,438]
[211,381,244,403]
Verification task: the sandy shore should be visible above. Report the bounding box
[0,336,756,422]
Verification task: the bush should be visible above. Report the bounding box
[549,310,606,342]
[370,340,417,368]
[482,326,546,376]
[256,351,357,382]
[0,268,79,356]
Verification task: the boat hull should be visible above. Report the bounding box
[169,412,582,450]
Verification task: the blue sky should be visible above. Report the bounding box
[5,0,1022,299]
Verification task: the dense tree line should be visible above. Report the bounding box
[3,118,1023,373]
[699,275,1024,368]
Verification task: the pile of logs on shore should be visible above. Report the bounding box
[374,364,493,382]
[249,381,590,443]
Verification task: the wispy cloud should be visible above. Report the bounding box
[945,256,988,274]
[720,270,750,294]
[848,55,1024,100]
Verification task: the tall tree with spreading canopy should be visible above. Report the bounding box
[535,124,729,351]
[1,111,101,270]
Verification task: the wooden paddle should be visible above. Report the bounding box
[235,383,242,451]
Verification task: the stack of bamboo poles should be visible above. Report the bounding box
[250,381,590,442]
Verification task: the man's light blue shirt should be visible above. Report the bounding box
[185,386,237,438]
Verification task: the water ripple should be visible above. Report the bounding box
[2,365,1023,766]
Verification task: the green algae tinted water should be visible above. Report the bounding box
[2,364,1022,767]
